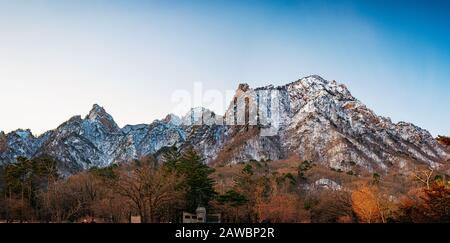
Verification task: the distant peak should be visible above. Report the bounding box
[305,74,326,81]
[237,83,251,92]
[14,128,32,133]
[87,104,115,122]
[181,107,216,125]
[13,129,34,139]
[163,113,182,125]
[86,104,120,133]
[297,75,329,86]
[88,104,108,119]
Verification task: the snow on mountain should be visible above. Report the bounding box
[0,76,448,175]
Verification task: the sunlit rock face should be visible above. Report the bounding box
[204,75,448,172]
[1,76,448,175]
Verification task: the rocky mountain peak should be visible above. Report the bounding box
[237,83,251,92]
[86,104,120,133]
[163,114,182,126]
[1,76,448,176]
[87,104,108,120]
[284,75,355,106]
[13,129,34,139]
[182,107,217,125]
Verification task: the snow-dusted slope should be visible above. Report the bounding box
[0,76,448,174]
[0,129,51,162]
[279,76,448,172]
[195,75,448,172]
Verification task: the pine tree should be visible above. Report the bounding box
[161,145,181,171]
[162,147,216,212]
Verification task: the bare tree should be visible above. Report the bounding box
[413,168,434,189]
[40,180,84,222]
[113,163,186,223]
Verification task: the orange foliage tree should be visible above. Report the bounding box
[351,186,381,223]
[352,182,399,223]
[397,181,450,223]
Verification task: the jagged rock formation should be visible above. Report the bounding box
[1,75,448,175]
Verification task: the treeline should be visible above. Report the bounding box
[0,148,215,223]
[0,150,449,223]
[213,160,450,223]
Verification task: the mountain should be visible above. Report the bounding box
[213,75,448,173]
[1,75,448,175]
[0,129,51,163]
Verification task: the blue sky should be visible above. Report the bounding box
[0,0,449,136]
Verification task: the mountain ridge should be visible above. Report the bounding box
[1,75,448,175]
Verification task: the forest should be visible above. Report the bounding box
[0,146,449,223]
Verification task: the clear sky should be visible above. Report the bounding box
[0,0,449,136]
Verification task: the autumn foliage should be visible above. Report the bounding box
[351,186,380,223]
[0,152,449,223]
[396,181,450,223]
[257,194,306,223]
[351,185,395,223]
[436,135,450,146]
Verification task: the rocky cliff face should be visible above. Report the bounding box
[1,75,448,175]
[0,129,51,164]
[278,76,447,172]
[191,75,448,173]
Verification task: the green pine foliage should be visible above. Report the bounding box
[2,156,58,208]
[217,190,248,207]
[162,147,216,212]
